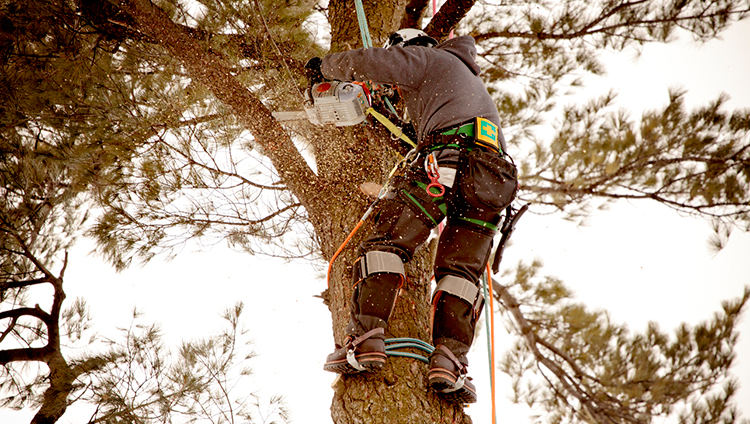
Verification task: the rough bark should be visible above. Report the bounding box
[317,1,472,422]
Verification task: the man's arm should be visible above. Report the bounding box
[320,47,427,90]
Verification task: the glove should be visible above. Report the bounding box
[304,57,324,84]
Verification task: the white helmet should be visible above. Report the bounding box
[383,28,438,49]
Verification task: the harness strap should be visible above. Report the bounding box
[398,187,445,227]
[352,251,405,284]
[425,119,503,155]
[433,275,485,316]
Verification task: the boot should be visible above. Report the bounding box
[428,341,477,404]
[323,317,387,374]
[429,286,480,404]
[323,265,402,374]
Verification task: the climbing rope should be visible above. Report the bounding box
[385,338,434,363]
[354,0,373,48]
[325,150,415,287]
[484,263,498,424]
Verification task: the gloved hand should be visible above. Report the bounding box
[304,57,324,84]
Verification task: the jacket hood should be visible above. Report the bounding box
[436,36,480,76]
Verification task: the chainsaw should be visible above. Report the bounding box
[272,81,370,126]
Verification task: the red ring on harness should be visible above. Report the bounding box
[426,180,445,197]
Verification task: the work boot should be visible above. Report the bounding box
[427,342,477,404]
[324,315,388,374]
[323,327,387,374]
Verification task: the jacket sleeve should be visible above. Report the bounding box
[320,47,428,90]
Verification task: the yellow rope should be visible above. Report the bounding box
[366,107,417,149]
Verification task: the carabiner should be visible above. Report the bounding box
[424,152,445,198]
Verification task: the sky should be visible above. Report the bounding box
[2,11,750,424]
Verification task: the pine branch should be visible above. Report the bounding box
[119,0,325,219]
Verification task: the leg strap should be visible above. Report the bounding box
[432,275,485,316]
[433,345,468,393]
[353,251,405,284]
[345,328,385,371]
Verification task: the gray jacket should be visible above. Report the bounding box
[321,35,506,151]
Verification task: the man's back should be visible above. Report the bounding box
[321,36,505,148]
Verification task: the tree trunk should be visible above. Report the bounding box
[32,353,74,424]
[319,2,472,422]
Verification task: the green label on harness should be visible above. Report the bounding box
[475,117,499,152]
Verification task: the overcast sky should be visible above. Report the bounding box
[3,12,750,424]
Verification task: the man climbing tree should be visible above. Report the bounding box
[306,29,518,405]
[5,0,748,423]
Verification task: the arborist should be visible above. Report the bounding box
[305,28,518,404]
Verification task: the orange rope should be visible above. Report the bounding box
[326,219,366,287]
[486,262,497,424]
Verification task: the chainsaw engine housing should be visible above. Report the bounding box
[305,81,369,126]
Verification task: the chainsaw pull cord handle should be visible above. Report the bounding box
[424,152,445,197]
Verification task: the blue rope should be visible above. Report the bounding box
[384,337,435,364]
[385,338,434,353]
[383,96,399,116]
[354,0,373,48]
[386,351,429,363]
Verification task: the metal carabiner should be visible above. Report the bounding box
[424,152,445,198]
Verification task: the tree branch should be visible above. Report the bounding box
[0,346,52,366]
[119,0,324,219]
[491,279,640,424]
[424,0,476,41]
[0,277,53,291]
[474,3,750,44]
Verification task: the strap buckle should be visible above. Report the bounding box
[434,345,469,393]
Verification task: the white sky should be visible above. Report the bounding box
[2,14,750,424]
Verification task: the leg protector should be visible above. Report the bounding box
[325,252,405,375]
[431,276,484,348]
[346,251,405,334]
[429,277,481,403]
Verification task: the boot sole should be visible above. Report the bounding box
[428,368,477,404]
[323,352,387,374]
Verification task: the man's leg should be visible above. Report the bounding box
[429,215,497,404]
[324,180,442,373]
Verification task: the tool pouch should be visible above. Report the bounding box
[459,149,518,212]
